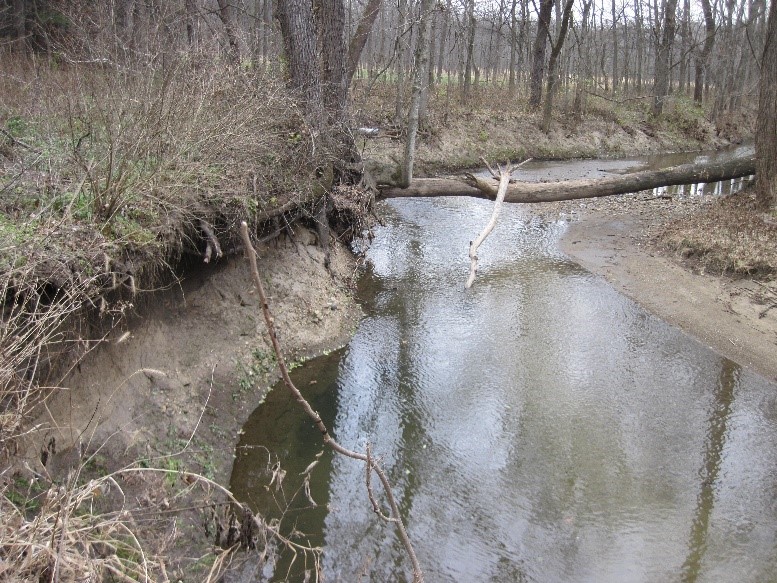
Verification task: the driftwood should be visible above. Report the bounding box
[378,153,755,202]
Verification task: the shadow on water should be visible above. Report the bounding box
[230,350,344,578]
[231,147,776,582]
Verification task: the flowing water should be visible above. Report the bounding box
[231,148,776,582]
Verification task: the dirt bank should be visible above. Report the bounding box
[360,99,742,178]
[9,231,361,579]
[21,229,361,471]
[556,194,777,383]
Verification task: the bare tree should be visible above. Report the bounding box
[276,0,325,132]
[402,0,435,186]
[541,0,575,132]
[612,0,620,90]
[693,0,716,103]
[529,0,555,108]
[463,0,477,101]
[508,0,521,92]
[216,0,240,64]
[346,0,383,88]
[317,0,349,124]
[394,0,410,122]
[756,0,777,209]
[652,0,679,116]
[572,0,594,120]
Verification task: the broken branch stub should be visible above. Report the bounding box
[465,159,532,289]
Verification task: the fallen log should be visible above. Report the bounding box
[378,153,755,202]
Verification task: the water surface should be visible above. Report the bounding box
[232,150,775,583]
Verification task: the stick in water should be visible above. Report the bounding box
[466,158,531,288]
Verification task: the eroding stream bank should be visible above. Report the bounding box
[14,231,361,576]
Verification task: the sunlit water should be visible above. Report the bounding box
[231,150,775,583]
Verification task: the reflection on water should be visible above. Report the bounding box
[232,157,775,583]
[681,359,739,583]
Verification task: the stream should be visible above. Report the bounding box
[231,147,777,582]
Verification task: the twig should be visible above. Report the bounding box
[365,444,395,523]
[0,127,42,154]
[238,221,424,582]
[758,304,776,318]
[479,156,499,179]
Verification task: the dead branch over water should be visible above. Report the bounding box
[238,221,424,583]
[466,158,532,288]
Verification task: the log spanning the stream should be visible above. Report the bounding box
[378,153,756,202]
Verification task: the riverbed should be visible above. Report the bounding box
[231,151,776,582]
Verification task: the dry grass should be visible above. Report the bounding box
[0,459,316,582]
[657,186,777,278]
[0,49,327,443]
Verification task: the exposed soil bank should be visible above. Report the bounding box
[11,231,361,579]
[558,196,777,382]
[21,230,361,473]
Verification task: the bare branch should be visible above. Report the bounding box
[466,160,526,288]
[238,221,424,582]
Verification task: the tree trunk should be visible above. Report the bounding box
[277,0,325,134]
[635,0,643,91]
[756,0,777,209]
[394,0,409,123]
[263,0,274,60]
[529,0,555,108]
[402,0,435,186]
[678,0,690,94]
[508,0,519,91]
[541,0,575,133]
[652,0,679,116]
[463,0,476,102]
[611,0,619,91]
[572,0,593,121]
[436,0,451,83]
[420,8,437,127]
[346,0,382,89]
[379,154,756,202]
[317,0,348,124]
[693,0,715,103]
[216,0,240,65]
[184,0,196,48]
